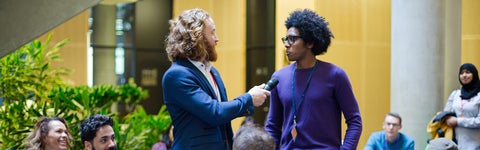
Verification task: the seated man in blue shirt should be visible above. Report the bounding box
[364,112,414,150]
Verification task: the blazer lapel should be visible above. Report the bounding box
[175,59,218,99]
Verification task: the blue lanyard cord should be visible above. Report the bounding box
[291,61,318,123]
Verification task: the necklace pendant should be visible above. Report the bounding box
[291,123,297,142]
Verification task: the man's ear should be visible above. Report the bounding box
[84,141,92,150]
[306,42,314,49]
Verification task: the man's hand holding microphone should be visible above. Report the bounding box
[247,78,278,107]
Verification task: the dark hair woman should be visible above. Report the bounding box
[444,63,480,149]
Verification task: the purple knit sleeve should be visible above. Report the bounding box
[334,67,362,150]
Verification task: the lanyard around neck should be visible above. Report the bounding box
[291,61,318,123]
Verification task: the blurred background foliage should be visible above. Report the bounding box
[0,35,171,150]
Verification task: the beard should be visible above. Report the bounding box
[205,40,217,62]
[91,143,117,150]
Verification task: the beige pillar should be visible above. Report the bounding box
[391,0,461,149]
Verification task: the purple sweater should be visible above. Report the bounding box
[265,60,362,150]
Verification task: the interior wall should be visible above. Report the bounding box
[38,10,89,85]
[172,0,247,132]
[316,0,391,148]
[462,0,480,65]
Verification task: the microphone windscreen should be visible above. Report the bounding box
[264,78,279,91]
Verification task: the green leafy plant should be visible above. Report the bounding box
[116,105,171,150]
[46,81,152,149]
[0,34,70,149]
[0,35,171,150]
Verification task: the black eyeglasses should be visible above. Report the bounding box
[281,35,302,45]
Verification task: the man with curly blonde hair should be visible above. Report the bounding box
[162,8,270,150]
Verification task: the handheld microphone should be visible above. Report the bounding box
[264,78,279,91]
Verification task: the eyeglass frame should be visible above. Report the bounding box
[281,35,302,45]
[383,122,400,128]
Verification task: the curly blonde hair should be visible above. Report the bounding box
[165,8,211,62]
[24,117,73,150]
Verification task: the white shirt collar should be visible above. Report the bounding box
[188,59,212,72]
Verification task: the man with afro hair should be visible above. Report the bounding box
[265,9,362,149]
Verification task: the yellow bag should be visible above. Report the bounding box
[426,111,456,143]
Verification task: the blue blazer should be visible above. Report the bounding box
[162,59,254,150]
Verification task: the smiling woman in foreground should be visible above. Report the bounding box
[24,117,72,150]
